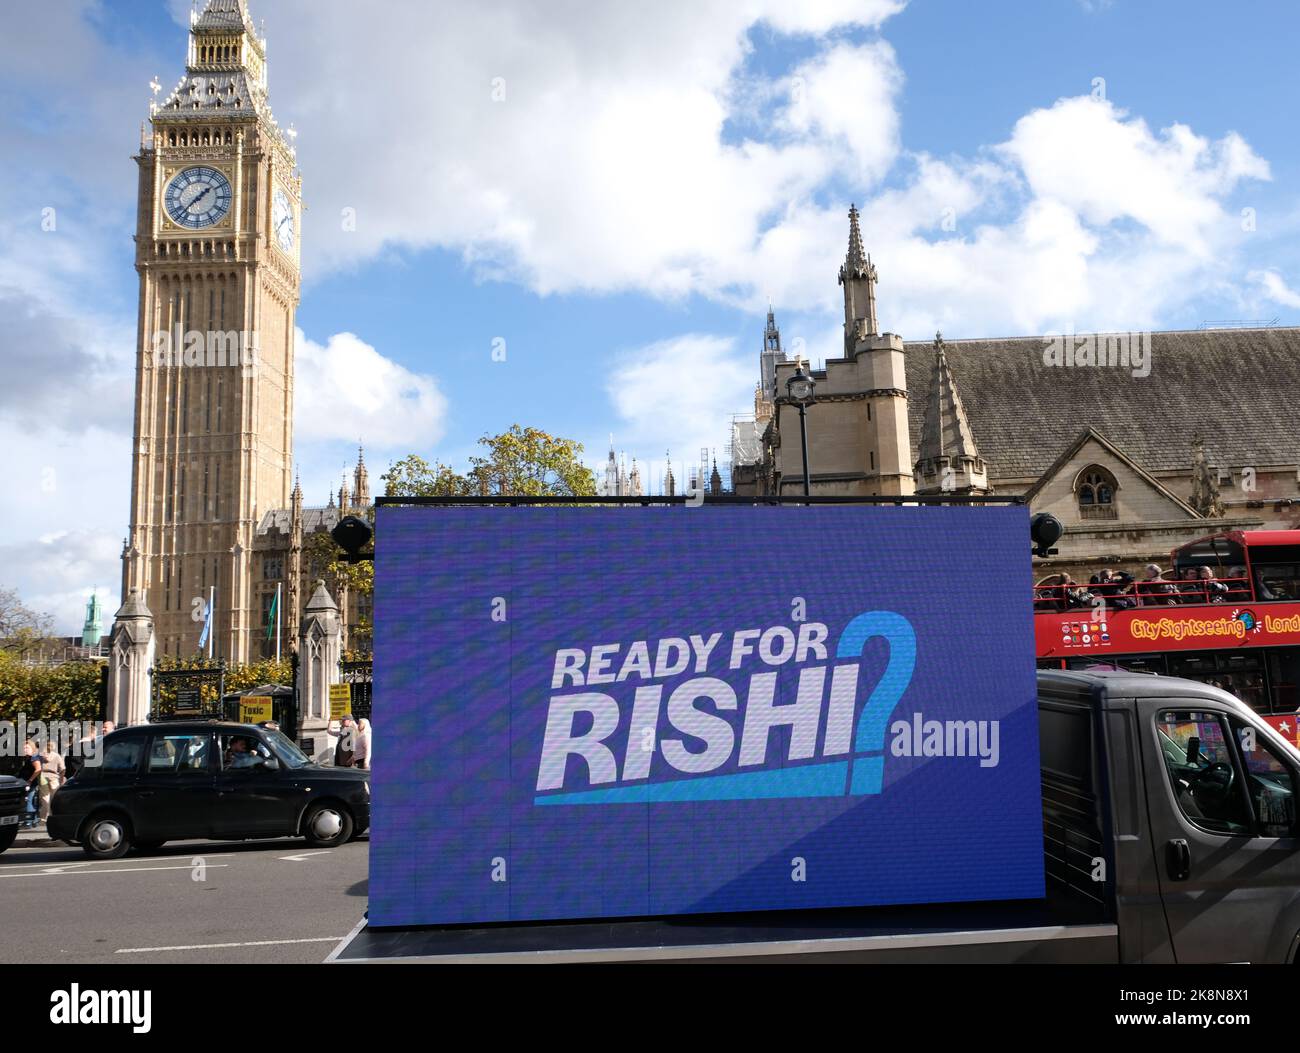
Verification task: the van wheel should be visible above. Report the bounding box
[303,803,353,848]
[0,824,17,854]
[81,814,131,860]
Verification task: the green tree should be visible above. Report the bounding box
[381,428,596,499]
[302,529,372,653]
[224,658,294,693]
[467,425,596,496]
[335,427,595,656]
[381,455,470,497]
[0,587,57,661]
[0,651,103,724]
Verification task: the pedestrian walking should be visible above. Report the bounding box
[354,718,371,771]
[334,714,356,768]
[37,741,66,825]
[18,741,41,827]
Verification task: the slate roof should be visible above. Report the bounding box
[257,506,341,536]
[903,327,1300,480]
[194,0,256,32]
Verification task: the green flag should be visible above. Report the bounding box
[266,588,278,641]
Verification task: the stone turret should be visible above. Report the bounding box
[914,333,988,495]
[298,580,342,764]
[108,590,156,726]
[838,204,878,351]
[770,207,913,497]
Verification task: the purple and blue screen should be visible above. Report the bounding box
[369,505,1044,926]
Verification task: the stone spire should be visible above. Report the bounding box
[838,204,879,351]
[914,333,988,495]
[604,436,620,496]
[759,306,788,400]
[664,452,676,497]
[710,456,723,496]
[338,470,351,513]
[353,445,370,508]
[1189,434,1225,517]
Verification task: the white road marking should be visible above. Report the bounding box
[277,851,330,862]
[0,863,229,878]
[116,936,345,954]
[326,915,369,963]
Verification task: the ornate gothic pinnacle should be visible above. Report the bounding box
[838,202,872,282]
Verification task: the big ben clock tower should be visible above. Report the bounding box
[123,0,301,664]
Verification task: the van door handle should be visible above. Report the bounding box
[136,790,155,798]
[1166,839,1191,881]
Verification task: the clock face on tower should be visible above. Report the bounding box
[272,187,295,253]
[164,166,232,229]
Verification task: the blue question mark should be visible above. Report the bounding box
[835,611,916,795]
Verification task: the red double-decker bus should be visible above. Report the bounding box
[1034,529,1300,749]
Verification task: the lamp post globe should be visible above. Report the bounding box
[786,365,815,405]
[786,364,816,499]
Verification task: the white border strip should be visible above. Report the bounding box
[326,915,370,963]
[329,922,1119,964]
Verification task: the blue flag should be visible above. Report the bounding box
[197,600,212,650]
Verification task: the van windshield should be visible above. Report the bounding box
[264,729,312,768]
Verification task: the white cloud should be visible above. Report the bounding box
[741,98,1273,339]
[293,329,448,449]
[998,97,1269,256]
[605,333,754,462]
[189,0,906,302]
[779,41,903,186]
[117,3,1287,337]
[0,529,123,637]
[1251,269,1300,310]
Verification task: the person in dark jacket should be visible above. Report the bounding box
[1197,565,1229,603]
[18,741,41,827]
[1106,571,1137,611]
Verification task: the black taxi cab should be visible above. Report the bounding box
[48,721,369,859]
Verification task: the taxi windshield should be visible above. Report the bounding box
[264,729,312,768]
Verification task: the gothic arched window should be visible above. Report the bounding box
[1076,465,1118,519]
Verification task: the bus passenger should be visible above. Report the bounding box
[1197,566,1228,603]
[1137,564,1178,606]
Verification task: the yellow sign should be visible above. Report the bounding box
[329,684,352,720]
[240,696,274,724]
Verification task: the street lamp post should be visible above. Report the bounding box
[786,363,816,499]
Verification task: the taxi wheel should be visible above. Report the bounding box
[303,803,353,848]
[0,824,17,854]
[81,813,132,860]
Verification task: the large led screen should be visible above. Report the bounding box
[369,504,1044,926]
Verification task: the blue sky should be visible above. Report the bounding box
[3,0,1300,631]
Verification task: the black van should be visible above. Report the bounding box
[47,721,369,859]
